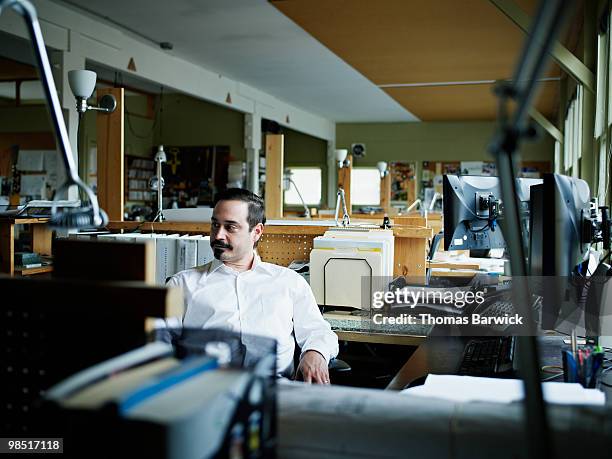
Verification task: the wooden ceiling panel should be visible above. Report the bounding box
[384,80,559,121]
[272,0,569,121]
[272,0,560,86]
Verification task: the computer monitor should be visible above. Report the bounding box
[528,173,593,331]
[528,174,591,277]
[443,175,542,253]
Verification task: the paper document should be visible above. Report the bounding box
[401,374,605,406]
[17,150,45,172]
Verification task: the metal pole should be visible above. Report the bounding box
[489,1,573,457]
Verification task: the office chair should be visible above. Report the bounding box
[291,342,351,382]
[426,231,444,285]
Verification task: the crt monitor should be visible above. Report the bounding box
[443,175,542,253]
[528,173,592,331]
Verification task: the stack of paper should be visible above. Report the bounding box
[401,374,605,406]
[309,229,394,309]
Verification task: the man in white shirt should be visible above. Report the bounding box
[168,188,338,384]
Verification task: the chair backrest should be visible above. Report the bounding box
[426,231,444,284]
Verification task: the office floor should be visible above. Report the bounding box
[333,341,417,388]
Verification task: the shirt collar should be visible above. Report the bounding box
[208,251,274,276]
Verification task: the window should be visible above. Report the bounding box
[284,167,321,206]
[563,87,583,176]
[351,168,380,205]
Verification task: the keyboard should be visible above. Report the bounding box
[457,336,516,376]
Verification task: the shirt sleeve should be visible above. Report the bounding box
[291,273,339,363]
[155,274,185,329]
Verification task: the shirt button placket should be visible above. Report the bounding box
[236,273,245,332]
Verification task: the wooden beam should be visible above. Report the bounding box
[529,108,563,142]
[380,173,391,213]
[489,0,596,93]
[96,87,124,221]
[337,154,352,214]
[264,134,284,219]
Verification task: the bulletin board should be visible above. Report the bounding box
[389,161,417,205]
[160,145,230,206]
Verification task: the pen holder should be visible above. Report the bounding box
[562,349,604,388]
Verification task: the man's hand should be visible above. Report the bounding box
[295,350,330,384]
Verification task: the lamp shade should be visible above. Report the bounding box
[154,145,167,162]
[377,161,388,176]
[335,149,348,163]
[68,70,97,99]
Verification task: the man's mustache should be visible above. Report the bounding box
[211,240,232,250]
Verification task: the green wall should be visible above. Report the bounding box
[154,93,244,161]
[283,127,328,206]
[336,121,554,201]
[336,121,554,165]
[0,105,52,132]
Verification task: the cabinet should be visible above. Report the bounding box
[0,218,53,276]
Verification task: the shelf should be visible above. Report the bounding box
[0,217,50,225]
[15,265,53,276]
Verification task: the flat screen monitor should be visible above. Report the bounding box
[528,173,592,331]
[528,173,591,277]
[443,175,542,253]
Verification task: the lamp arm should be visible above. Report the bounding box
[0,0,106,228]
[334,188,350,227]
[428,192,442,211]
[288,178,310,219]
[407,199,422,213]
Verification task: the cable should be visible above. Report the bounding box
[468,221,491,233]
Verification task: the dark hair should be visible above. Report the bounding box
[213,188,266,230]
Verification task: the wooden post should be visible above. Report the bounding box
[264,134,284,219]
[32,225,53,256]
[380,173,391,213]
[337,154,352,214]
[0,221,14,275]
[393,226,433,282]
[96,87,124,221]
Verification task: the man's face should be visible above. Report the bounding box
[210,200,262,262]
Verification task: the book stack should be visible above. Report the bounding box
[15,251,42,269]
[44,329,277,459]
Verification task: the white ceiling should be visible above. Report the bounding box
[55,0,418,123]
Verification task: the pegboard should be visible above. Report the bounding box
[257,233,315,266]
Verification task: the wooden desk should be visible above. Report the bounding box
[386,336,469,390]
[0,217,53,276]
[385,335,582,391]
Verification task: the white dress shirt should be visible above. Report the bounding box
[167,254,339,375]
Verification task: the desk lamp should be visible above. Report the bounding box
[150,145,166,222]
[376,161,388,178]
[68,70,117,115]
[335,149,349,168]
[0,0,107,229]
